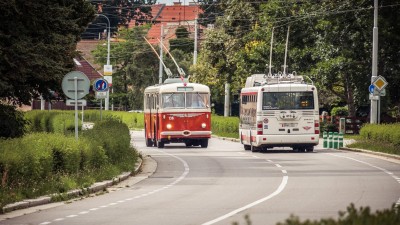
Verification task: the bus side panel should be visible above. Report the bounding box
[144,112,154,140]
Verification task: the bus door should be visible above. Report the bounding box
[261,91,316,135]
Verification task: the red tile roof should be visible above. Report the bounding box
[74,56,103,81]
[145,3,203,46]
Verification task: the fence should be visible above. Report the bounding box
[320,116,368,134]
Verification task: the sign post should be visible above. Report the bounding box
[103,65,113,110]
[62,71,90,140]
[93,78,109,121]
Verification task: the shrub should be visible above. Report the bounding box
[276,203,400,225]
[331,106,349,117]
[0,104,28,138]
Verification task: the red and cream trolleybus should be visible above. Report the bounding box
[144,78,211,148]
[239,73,320,152]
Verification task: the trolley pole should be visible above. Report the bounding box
[159,25,164,84]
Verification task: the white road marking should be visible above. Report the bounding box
[37,146,191,225]
[202,176,289,225]
[328,153,400,206]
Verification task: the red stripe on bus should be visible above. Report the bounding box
[240,92,258,96]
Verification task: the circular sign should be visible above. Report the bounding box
[61,71,90,99]
[93,78,109,92]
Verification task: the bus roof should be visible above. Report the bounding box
[241,83,316,94]
[145,82,210,93]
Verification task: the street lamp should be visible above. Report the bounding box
[96,14,111,110]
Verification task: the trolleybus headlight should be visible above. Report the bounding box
[166,124,172,129]
[201,123,206,128]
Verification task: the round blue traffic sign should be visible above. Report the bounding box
[93,78,109,92]
[369,84,375,94]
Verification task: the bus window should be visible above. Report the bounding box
[262,92,314,110]
[186,93,208,108]
[162,93,185,108]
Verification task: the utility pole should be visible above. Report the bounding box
[96,14,111,111]
[193,17,198,65]
[370,0,379,123]
[159,25,164,84]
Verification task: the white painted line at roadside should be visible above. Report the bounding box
[328,153,400,208]
[202,176,288,225]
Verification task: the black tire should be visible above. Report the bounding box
[244,145,251,150]
[200,139,208,148]
[145,127,153,147]
[146,138,153,147]
[251,145,259,152]
[306,147,314,152]
[157,141,164,148]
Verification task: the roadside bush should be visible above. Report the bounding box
[331,106,349,117]
[211,115,239,138]
[24,110,79,134]
[276,203,400,225]
[83,118,135,169]
[83,110,144,129]
[360,123,400,146]
[0,104,28,138]
[0,118,137,209]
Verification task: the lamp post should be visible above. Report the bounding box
[96,14,111,110]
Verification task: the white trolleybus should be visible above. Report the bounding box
[144,78,211,148]
[239,73,320,152]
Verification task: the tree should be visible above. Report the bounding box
[0,0,96,106]
[170,26,194,54]
[92,26,159,110]
[82,0,156,39]
[192,0,258,114]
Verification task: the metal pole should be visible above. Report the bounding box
[224,83,230,117]
[193,18,198,65]
[97,14,111,110]
[74,77,78,140]
[159,25,164,84]
[370,0,379,123]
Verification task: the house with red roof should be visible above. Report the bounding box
[143,2,203,47]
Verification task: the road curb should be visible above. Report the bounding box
[2,156,143,214]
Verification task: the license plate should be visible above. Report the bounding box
[281,123,297,127]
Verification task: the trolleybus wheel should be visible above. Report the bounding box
[251,145,259,152]
[200,139,208,148]
[306,147,314,152]
[145,127,153,147]
[157,141,164,148]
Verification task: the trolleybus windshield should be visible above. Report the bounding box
[262,92,314,110]
[161,92,209,109]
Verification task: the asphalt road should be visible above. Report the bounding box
[1,130,399,225]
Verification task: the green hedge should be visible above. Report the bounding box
[359,123,400,146]
[276,204,400,225]
[211,115,239,138]
[0,118,137,210]
[83,110,144,129]
[24,110,79,134]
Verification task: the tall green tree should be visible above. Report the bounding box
[93,26,159,110]
[82,0,156,39]
[0,0,96,105]
[192,0,258,111]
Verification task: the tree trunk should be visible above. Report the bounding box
[346,76,356,117]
